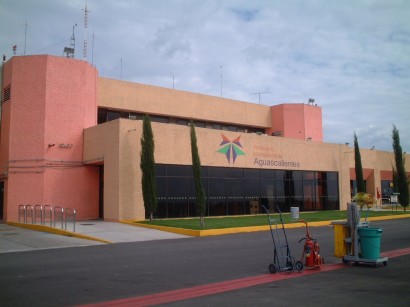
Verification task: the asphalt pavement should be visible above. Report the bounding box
[1,217,410,306]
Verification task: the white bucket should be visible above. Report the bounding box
[291,207,299,219]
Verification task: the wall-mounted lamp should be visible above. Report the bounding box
[345,142,349,146]
[48,144,55,147]
[307,137,312,141]
[128,128,137,132]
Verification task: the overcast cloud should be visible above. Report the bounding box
[1,0,409,152]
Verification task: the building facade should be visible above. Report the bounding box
[1,55,408,222]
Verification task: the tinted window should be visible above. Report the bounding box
[208,167,226,178]
[167,165,190,177]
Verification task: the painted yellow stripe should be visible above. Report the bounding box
[129,214,410,237]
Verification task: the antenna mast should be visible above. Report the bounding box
[83,1,90,61]
[71,24,77,58]
[250,90,271,104]
[24,19,27,56]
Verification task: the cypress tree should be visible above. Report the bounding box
[190,121,206,227]
[140,115,157,221]
[354,133,365,193]
[392,125,409,211]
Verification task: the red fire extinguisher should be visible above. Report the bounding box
[299,220,324,268]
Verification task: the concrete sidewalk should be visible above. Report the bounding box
[0,221,189,254]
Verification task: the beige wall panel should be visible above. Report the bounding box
[84,118,406,220]
[98,78,271,128]
[84,120,121,220]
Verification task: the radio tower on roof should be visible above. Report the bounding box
[83,1,90,61]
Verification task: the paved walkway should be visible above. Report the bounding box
[0,221,189,253]
[2,210,410,254]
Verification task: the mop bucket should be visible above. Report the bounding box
[358,228,383,259]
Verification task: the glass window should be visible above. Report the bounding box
[326,181,339,197]
[260,169,275,179]
[155,164,166,176]
[177,119,188,126]
[326,172,338,181]
[97,108,108,124]
[260,179,275,198]
[228,126,237,132]
[167,177,188,198]
[303,171,316,180]
[156,177,167,197]
[244,179,260,198]
[154,164,340,217]
[244,168,259,179]
[226,168,243,178]
[226,178,244,197]
[290,171,303,180]
[201,166,208,178]
[275,170,286,180]
[208,167,226,178]
[107,111,120,122]
[151,115,169,123]
[167,165,190,177]
[208,178,226,197]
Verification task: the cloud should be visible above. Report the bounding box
[1,0,409,152]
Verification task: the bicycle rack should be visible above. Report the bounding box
[34,205,43,225]
[25,205,34,224]
[43,205,53,226]
[54,206,64,229]
[18,205,26,223]
[17,204,76,232]
[64,208,76,232]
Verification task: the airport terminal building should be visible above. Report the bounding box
[1,55,408,222]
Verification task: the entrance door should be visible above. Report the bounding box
[0,181,4,220]
[99,166,104,219]
[303,181,317,211]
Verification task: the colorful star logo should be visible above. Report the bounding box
[217,134,245,164]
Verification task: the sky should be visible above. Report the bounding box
[1,0,409,152]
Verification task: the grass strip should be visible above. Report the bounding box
[136,209,408,230]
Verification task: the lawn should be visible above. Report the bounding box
[136,209,409,230]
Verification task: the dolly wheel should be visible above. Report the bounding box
[295,261,303,271]
[269,263,278,274]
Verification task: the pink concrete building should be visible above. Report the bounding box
[0,55,99,221]
[0,55,408,222]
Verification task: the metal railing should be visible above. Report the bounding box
[64,208,76,232]
[54,206,64,229]
[17,204,76,232]
[25,205,34,224]
[34,205,43,225]
[43,205,53,227]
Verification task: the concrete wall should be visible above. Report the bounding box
[84,118,351,220]
[268,104,323,142]
[0,55,99,221]
[98,77,272,129]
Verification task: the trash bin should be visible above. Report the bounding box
[331,221,349,258]
[358,228,383,259]
[290,207,299,219]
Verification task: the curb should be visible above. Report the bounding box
[132,220,335,237]
[9,214,410,243]
[7,222,112,244]
[131,214,410,237]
